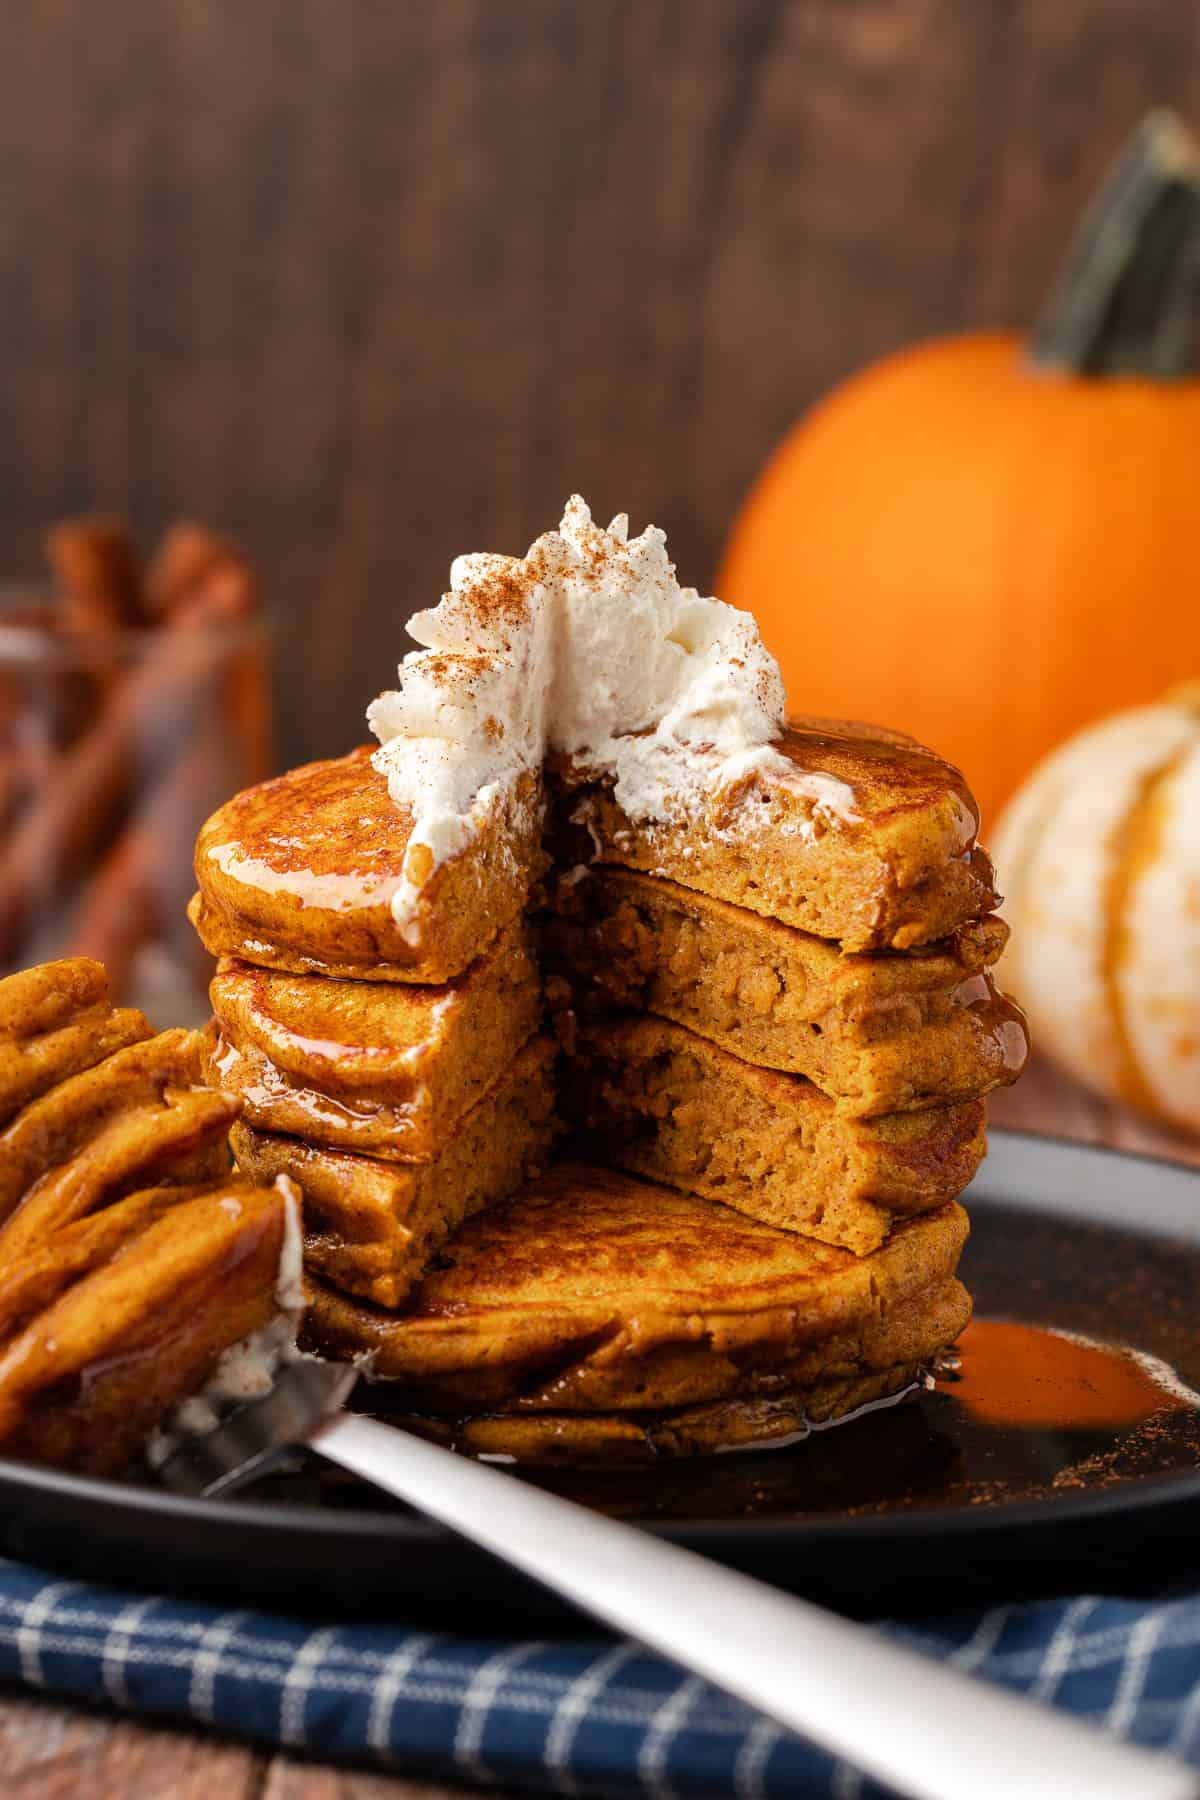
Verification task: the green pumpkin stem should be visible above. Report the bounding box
[1029,110,1200,378]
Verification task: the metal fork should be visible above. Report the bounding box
[159,1360,1198,1800]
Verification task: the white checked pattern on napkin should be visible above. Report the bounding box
[2,1558,1200,1797]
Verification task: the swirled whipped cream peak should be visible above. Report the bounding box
[367,495,792,929]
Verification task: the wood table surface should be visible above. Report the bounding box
[3,1054,1198,1798]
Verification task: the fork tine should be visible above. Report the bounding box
[157,1359,360,1498]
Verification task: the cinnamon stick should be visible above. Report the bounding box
[2,520,269,993]
[46,519,146,635]
[150,527,271,781]
[145,522,252,622]
[62,542,266,985]
[0,584,254,963]
[65,819,161,1000]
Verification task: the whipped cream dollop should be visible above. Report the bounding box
[368,496,791,931]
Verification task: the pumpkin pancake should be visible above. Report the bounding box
[206,920,541,1159]
[565,1015,985,1255]
[0,1026,232,1228]
[545,868,1026,1116]
[0,958,151,1129]
[0,1176,298,1476]
[191,747,546,984]
[0,959,307,1476]
[403,1355,938,1466]
[555,716,996,953]
[230,1034,558,1308]
[304,1163,970,1416]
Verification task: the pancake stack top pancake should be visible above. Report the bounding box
[193,499,1027,1464]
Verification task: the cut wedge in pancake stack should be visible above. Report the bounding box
[192,497,1027,1464]
[0,959,303,1474]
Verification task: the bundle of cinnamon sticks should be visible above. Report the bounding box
[0,519,270,1003]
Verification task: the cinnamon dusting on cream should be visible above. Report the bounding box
[369,497,836,939]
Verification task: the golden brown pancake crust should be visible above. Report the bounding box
[0,958,152,1130]
[0,961,297,1476]
[304,1163,969,1412]
[232,1035,558,1308]
[0,1026,232,1229]
[192,748,545,983]
[207,922,542,1159]
[196,716,993,982]
[0,1180,287,1476]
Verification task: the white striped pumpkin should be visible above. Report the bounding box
[993,691,1200,1131]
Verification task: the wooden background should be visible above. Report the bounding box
[2,1,1199,772]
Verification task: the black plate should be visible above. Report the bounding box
[1,1129,1199,1625]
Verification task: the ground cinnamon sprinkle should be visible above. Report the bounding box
[454,561,539,632]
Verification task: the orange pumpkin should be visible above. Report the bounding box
[718,113,1200,833]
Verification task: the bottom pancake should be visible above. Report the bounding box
[389,1361,929,1466]
[304,1163,971,1428]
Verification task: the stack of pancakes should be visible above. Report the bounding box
[193,718,1026,1463]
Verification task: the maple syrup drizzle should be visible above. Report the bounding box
[936,1318,1198,1431]
[951,976,1030,1075]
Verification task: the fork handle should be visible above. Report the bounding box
[313,1413,1198,1800]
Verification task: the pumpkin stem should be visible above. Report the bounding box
[1029,111,1200,377]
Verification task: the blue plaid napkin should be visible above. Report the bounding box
[1,1557,1199,1796]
